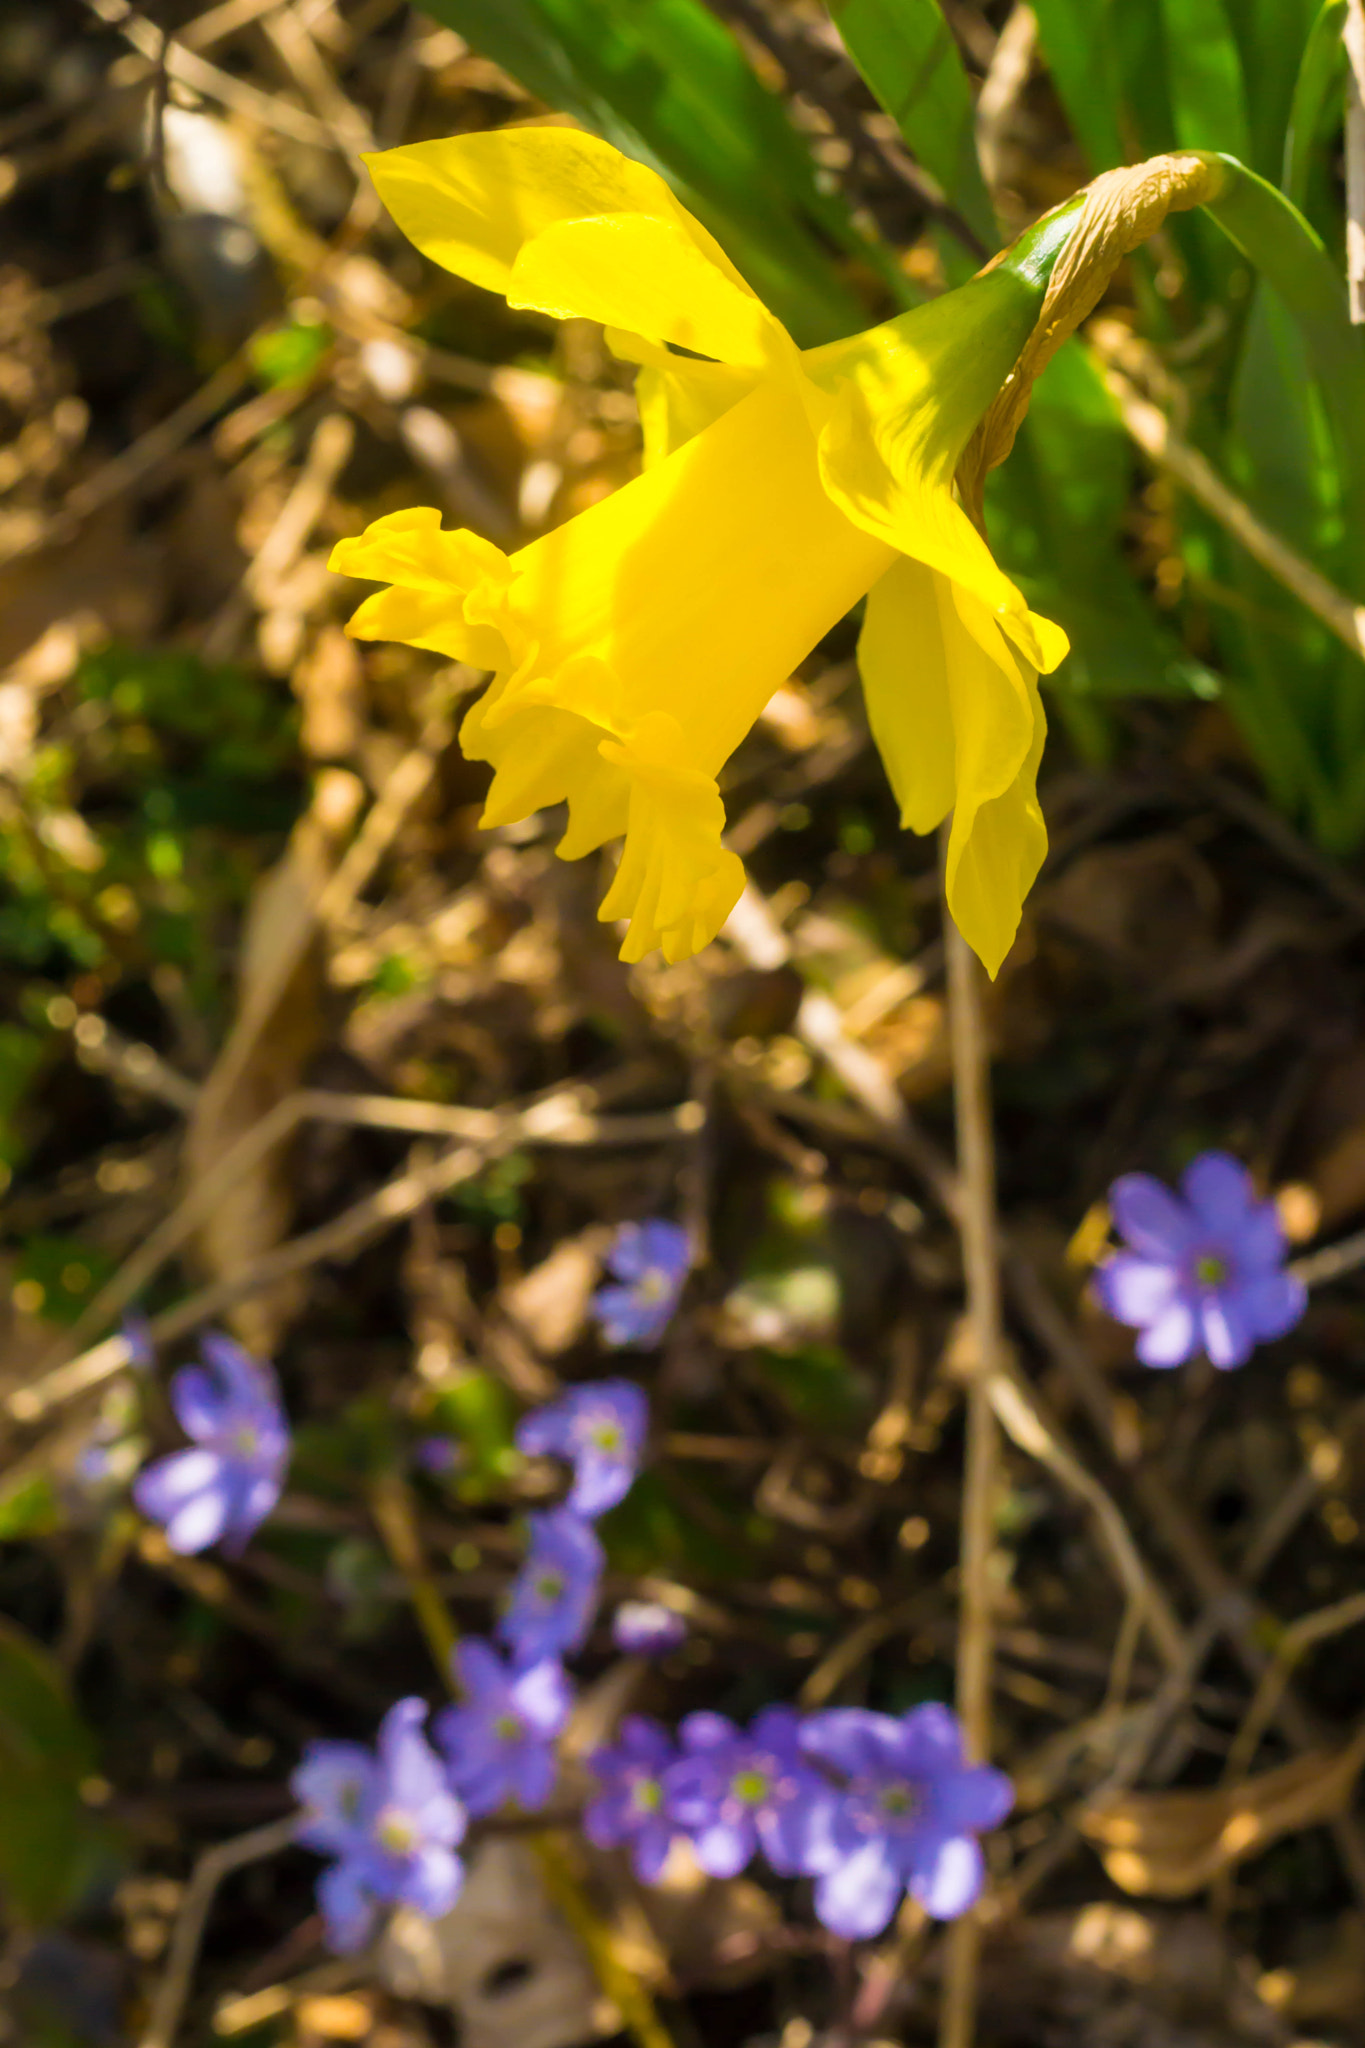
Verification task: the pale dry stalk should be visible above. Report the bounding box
[939,910,1007,2048]
[1346,0,1365,322]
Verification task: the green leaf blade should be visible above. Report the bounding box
[828,0,996,242]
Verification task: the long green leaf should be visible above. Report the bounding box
[1203,152,1365,586]
[1227,0,1320,178]
[1029,0,1125,171]
[1283,0,1348,209]
[1156,0,1251,159]
[423,0,871,343]
[827,0,995,243]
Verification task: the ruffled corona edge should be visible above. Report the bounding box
[329,508,745,964]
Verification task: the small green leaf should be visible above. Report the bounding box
[0,1620,101,1924]
[0,1024,46,1171]
[430,1372,517,1484]
[248,315,332,390]
[0,1474,62,1541]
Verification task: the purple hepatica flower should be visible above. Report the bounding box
[611,1600,687,1657]
[412,1436,462,1478]
[665,1706,839,1879]
[499,1508,604,1664]
[584,1715,679,1882]
[133,1331,289,1555]
[515,1378,647,1519]
[434,1638,569,1818]
[800,1704,1013,1939]
[122,1313,154,1372]
[592,1220,691,1348]
[292,1697,466,1953]
[1095,1151,1306,1371]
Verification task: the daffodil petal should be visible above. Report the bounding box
[509,213,783,369]
[364,128,787,367]
[857,557,958,835]
[858,557,1047,975]
[634,357,762,465]
[947,664,1047,977]
[806,270,1067,666]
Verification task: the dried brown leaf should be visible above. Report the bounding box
[1082,1727,1365,1896]
[183,768,363,1355]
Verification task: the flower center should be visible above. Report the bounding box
[375,1807,417,1853]
[1194,1253,1227,1286]
[590,1421,623,1452]
[879,1784,916,1818]
[535,1572,566,1602]
[233,1424,259,1457]
[637,1270,670,1304]
[732,1769,769,1806]
[494,1713,523,1744]
[632,1776,663,1813]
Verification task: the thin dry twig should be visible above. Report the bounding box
[0,357,251,571]
[1226,1587,1365,1785]
[137,1814,299,2048]
[1291,1222,1365,1287]
[1098,357,1365,663]
[81,0,336,147]
[8,1088,701,1425]
[983,1366,1186,1672]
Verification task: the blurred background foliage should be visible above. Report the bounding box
[4,0,1365,2040]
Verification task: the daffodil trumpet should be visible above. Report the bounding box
[331,127,1077,974]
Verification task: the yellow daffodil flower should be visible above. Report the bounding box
[331,126,1070,973]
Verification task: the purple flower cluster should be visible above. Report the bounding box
[1096,1151,1306,1370]
[297,1376,652,1947]
[585,1700,1011,1937]
[293,1367,1017,1952]
[133,1332,290,1555]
